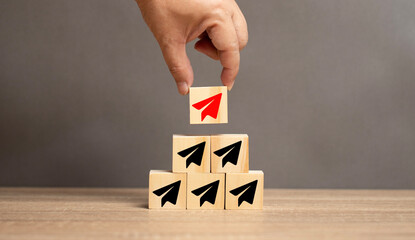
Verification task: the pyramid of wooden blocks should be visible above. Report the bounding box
[148,86,264,210]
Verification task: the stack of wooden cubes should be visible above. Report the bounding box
[149,87,264,210]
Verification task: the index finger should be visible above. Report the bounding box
[207,15,240,90]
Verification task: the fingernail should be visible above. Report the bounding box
[177,82,189,95]
[227,81,235,91]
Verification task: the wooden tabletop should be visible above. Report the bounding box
[0,188,414,239]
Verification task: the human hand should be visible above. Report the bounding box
[136,0,248,95]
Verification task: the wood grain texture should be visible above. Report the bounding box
[148,170,186,209]
[211,134,249,173]
[226,170,264,209]
[187,173,225,210]
[189,86,228,124]
[0,188,414,239]
[172,135,210,173]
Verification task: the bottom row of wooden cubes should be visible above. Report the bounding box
[149,170,264,210]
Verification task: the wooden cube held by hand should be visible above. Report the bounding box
[189,86,228,124]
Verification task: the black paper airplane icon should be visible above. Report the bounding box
[177,141,206,168]
[229,180,257,207]
[191,180,220,207]
[213,141,242,167]
[152,180,181,207]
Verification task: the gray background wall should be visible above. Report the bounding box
[1,0,414,188]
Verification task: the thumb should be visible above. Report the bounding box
[159,41,193,95]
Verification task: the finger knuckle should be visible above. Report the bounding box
[239,35,248,49]
[168,64,186,75]
[209,10,227,23]
[207,1,230,20]
[209,0,227,9]
[228,40,240,50]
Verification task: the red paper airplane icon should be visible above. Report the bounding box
[192,93,222,121]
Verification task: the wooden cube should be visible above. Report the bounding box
[172,135,210,173]
[189,86,228,124]
[211,134,249,173]
[187,173,225,210]
[149,170,187,209]
[225,170,264,209]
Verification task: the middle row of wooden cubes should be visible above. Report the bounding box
[173,134,249,173]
